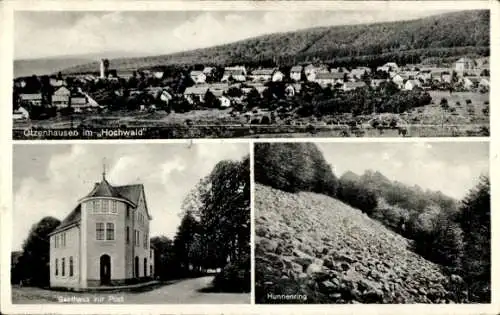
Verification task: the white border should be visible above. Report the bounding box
[2,1,499,314]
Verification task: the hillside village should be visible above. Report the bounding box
[13,56,489,128]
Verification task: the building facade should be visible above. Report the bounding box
[49,173,154,289]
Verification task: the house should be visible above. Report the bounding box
[441,73,452,84]
[284,83,302,97]
[290,66,303,81]
[455,57,475,73]
[203,67,215,75]
[479,78,490,90]
[13,106,29,120]
[391,74,406,89]
[218,95,231,108]
[249,69,275,82]
[159,90,173,104]
[314,72,344,87]
[370,79,387,89]
[304,64,328,82]
[19,93,42,106]
[152,71,164,80]
[52,86,71,108]
[404,79,422,90]
[416,70,432,82]
[70,94,89,111]
[377,62,399,73]
[183,86,209,104]
[272,70,285,82]
[50,78,66,87]
[350,67,371,79]
[190,71,207,84]
[221,68,246,82]
[342,81,368,91]
[49,172,154,289]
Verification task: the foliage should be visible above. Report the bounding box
[61,10,489,73]
[254,142,338,196]
[211,254,250,292]
[336,178,378,215]
[13,217,61,287]
[458,175,490,302]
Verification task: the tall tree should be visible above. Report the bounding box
[18,216,60,286]
[459,175,490,302]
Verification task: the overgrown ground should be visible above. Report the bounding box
[255,184,465,304]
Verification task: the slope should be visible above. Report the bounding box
[60,10,489,74]
[255,184,463,304]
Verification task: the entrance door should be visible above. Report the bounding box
[100,254,111,285]
[135,256,139,278]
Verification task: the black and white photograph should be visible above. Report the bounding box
[254,141,490,304]
[10,143,250,304]
[12,7,490,139]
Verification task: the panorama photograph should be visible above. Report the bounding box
[12,8,490,139]
[11,143,250,304]
[254,142,490,304]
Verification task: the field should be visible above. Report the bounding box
[13,90,489,139]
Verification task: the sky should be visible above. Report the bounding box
[317,141,489,201]
[14,8,461,59]
[12,143,248,251]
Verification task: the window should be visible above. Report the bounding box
[87,201,93,212]
[62,258,65,276]
[54,235,58,248]
[144,232,147,248]
[126,207,130,218]
[144,258,147,277]
[69,257,74,277]
[102,200,109,213]
[92,200,99,214]
[55,258,58,275]
[150,265,153,277]
[111,201,117,214]
[96,223,105,240]
[134,230,140,247]
[126,226,130,244]
[150,250,152,258]
[62,232,66,247]
[106,223,115,240]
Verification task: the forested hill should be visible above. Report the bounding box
[61,10,489,74]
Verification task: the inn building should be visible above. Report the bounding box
[49,171,154,289]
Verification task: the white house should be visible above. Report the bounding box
[404,79,422,90]
[249,69,275,82]
[221,68,246,82]
[343,81,368,91]
[392,74,406,89]
[13,106,29,120]
[455,57,475,74]
[49,172,154,289]
[290,66,303,81]
[218,96,231,108]
[190,71,207,84]
[272,70,285,82]
[314,72,344,86]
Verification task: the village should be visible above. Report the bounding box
[12,56,490,137]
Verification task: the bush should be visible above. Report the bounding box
[254,143,338,196]
[212,255,250,293]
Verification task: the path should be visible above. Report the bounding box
[12,276,249,304]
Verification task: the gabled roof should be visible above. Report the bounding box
[290,66,303,72]
[251,69,276,76]
[190,70,205,77]
[184,86,209,95]
[50,204,82,235]
[316,72,344,80]
[344,81,367,88]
